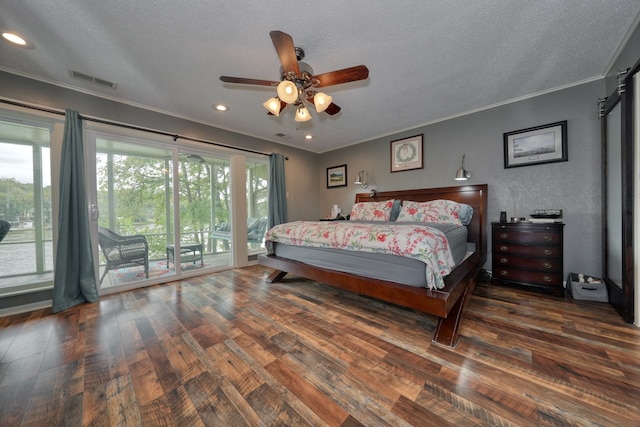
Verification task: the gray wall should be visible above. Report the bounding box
[0,71,321,222]
[319,80,604,277]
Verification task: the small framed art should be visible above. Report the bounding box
[326,164,347,188]
[503,121,567,168]
[391,134,423,172]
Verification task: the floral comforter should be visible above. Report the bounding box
[265,221,456,289]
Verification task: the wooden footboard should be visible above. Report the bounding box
[259,251,480,347]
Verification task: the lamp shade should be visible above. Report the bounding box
[263,97,281,116]
[313,92,332,112]
[354,172,362,185]
[454,167,469,180]
[277,80,298,104]
[454,154,470,180]
[295,106,312,122]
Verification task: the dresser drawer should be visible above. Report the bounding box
[492,267,562,287]
[492,254,562,272]
[493,243,562,258]
[492,229,561,245]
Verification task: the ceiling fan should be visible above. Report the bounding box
[220,30,369,122]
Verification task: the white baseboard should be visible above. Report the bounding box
[0,300,52,317]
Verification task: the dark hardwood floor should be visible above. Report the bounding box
[1,265,639,426]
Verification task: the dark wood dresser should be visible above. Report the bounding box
[491,222,565,296]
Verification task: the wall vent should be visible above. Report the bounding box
[70,70,117,89]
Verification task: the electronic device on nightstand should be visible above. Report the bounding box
[529,209,563,223]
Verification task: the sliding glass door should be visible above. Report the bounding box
[88,130,237,291]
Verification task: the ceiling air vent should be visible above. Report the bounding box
[70,70,117,89]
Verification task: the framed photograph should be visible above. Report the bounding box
[326,164,347,188]
[390,134,423,172]
[504,121,567,168]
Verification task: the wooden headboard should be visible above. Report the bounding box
[355,184,488,266]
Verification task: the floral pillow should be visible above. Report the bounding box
[396,199,463,225]
[349,200,396,221]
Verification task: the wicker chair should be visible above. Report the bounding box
[0,220,10,242]
[98,227,149,284]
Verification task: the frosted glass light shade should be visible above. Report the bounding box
[263,97,281,116]
[277,80,298,104]
[295,106,311,122]
[313,92,332,112]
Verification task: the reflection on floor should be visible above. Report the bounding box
[99,254,232,288]
[0,253,234,292]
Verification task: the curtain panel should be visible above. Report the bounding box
[268,153,288,229]
[52,109,98,313]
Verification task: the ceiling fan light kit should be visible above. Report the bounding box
[313,92,332,113]
[295,106,311,122]
[276,80,298,104]
[263,97,281,116]
[220,30,369,124]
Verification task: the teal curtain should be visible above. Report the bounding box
[52,109,98,313]
[268,153,288,228]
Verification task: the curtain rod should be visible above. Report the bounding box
[0,98,279,158]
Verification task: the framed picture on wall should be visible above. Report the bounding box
[390,134,423,172]
[503,121,567,168]
[326,164,347,188]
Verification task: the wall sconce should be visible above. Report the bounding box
[354,170,370,189]
[454,154,471,180]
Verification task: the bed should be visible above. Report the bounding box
[258,184,487,347]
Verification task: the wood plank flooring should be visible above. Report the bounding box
[0,265,639,426]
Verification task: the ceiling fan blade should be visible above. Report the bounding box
[323,102,341,115]
[220,76,278,86]
[314,65,369,87]
[270,30,299,75]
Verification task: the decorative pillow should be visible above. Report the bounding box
[349,200,396,221]
[389,199,402,222]
[458,204,474,225]
[396,199,464,225]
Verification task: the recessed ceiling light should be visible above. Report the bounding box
[2,32,26,45]
[214,104,227,111]
[2,31,35,49]
[305,135,313,140]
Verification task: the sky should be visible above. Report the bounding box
[0,143,51,186]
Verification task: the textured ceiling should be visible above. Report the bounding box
[1,1,639,153]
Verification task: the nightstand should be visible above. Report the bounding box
[491,222,565,296]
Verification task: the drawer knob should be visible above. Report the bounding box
[499,270,508,276]
[543,249,552,255]
[499,233,508,239]
[500,245,509,252]
[543,276,552,282]
[499,257,508,264]
[542,236,552,241]
[543,262,552,269]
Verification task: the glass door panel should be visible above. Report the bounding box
[179,153,232,270]
[246,158,268,254]
[0,119,53,295]
[95,137,176,288]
